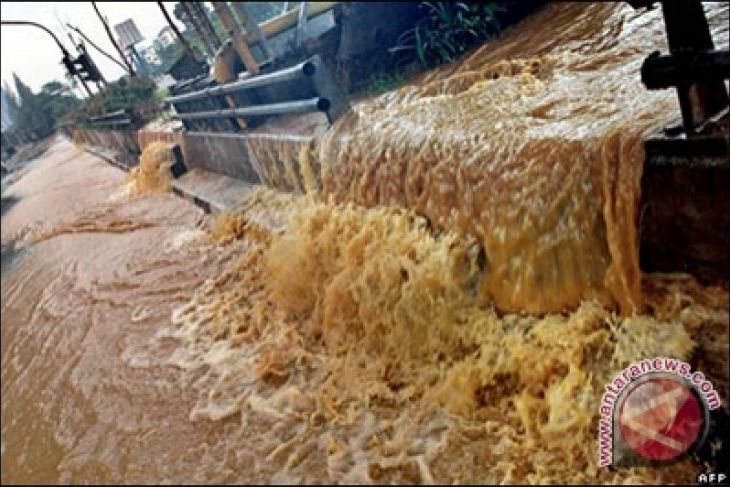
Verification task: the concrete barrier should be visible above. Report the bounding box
[180,132,261,184]
[71,128,141,169]
[72,125,322,198]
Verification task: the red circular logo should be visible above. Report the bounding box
[618,377,704,461]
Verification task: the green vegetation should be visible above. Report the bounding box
[62,76,160,129]
[390,2,505,68]
[148,42,186,78]
[144,2,284,77]
[2,75,81,145]
[365,71,407,97]
[154,86,170,104]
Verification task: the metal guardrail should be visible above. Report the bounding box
[88,109,134,128]
[163,54,349,126]
[89,109,128,121]
[164,60,316,105]
[90,118,133,127]
[641,50,730,90]
[173,97,330,120]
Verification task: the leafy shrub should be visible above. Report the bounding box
[390,2,505,68]
[2,75,81,143]
[63,76,160,129]
[366,71,407,96]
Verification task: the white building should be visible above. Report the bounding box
[140,46,161,65]
[156,26,176,49]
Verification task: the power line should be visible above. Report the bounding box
[90,2,136,77]
[66,24,128,72]
[0,20,94,97]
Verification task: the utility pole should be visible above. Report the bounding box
[91,2,136,77]
[181,2,222,59]
[179,2,214,60]
[157,2,199,62]
[77,41,107,89]
[55,20,89,93]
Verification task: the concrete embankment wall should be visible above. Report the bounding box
[69,127,321,195]
[65,125,728,286]
[67,128,141,169]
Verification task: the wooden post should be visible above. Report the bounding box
[211,1,263,129]
[211,2,259,75]
[660,0,729,131]
[231,2,273,62]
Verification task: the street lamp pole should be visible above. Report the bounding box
[0,20,94,97]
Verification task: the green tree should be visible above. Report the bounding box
[172,2,225,49]
[391,2,506,68]
[2,81,20,128]
[40,80,70,96]
[38,80,80,121]
[152,40,185,75]
[12,73,54,140]
[171,2,284,57]
[3,76,80,144]
[173,2,195,33]
[63,75,159,129]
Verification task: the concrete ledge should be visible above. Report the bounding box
[75,126,317,214]
[138,129,319,194]
[181,132,262,184]
[171,168,260,214]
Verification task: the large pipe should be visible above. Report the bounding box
[172,97,330,120]
[164,58,317,105]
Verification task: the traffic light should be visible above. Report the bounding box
[62,53,78,77]
[73,53,104,83]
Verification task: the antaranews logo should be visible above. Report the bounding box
[597,357,720,468]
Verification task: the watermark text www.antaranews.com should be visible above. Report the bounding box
[597,357,720,467]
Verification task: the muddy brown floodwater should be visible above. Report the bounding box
[2,2,729,485]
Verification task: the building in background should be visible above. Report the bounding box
[114,19,149,75]
[155,26,176,49]
[140,46,161,66]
